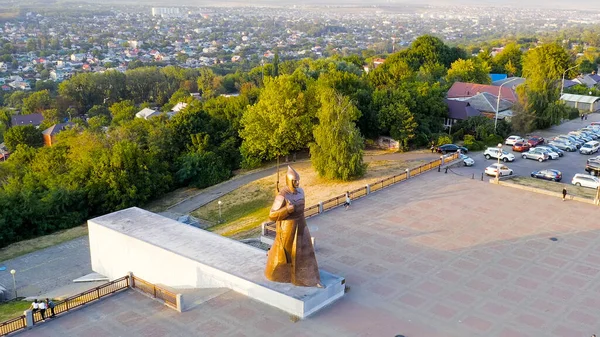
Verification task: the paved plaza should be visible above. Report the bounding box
[12,170,600,336]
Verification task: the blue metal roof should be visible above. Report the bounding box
[489,73,508,82]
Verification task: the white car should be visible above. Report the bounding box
[579,141,600,155]
[505,135,525,146]
[460,154,474,166]
[572,174,600,189]
[483,147,515,162]
[535,146,560,159]
[485,163,513,177]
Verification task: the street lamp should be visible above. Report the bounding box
[496,143,502,184]
[495,77,521,132]
[560,64,579,98]
[10,269,16,299]
[218,200,222,224]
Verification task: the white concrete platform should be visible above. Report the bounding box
[88,207,345,318]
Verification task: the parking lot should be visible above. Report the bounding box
[453,113,600,186]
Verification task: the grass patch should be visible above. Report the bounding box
[193,159,426,240]
[0,226,88,263]
[507,176,597,200]
[0,300,29,322]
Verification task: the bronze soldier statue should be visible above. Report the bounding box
[265,166,323,288]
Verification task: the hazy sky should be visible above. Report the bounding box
[174,0,600,10]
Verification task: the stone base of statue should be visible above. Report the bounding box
[88,207,345,318]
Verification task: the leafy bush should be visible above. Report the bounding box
[484,134,504,147]
[463,134,485,151]
[437,135,452,146]
[451,128,464,141]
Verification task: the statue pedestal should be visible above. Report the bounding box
[88,207,345,318]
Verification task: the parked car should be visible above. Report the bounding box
[587,156,600,165]
[572,133,593,143]
[485,163,513,177]
[585,161,600,176]
[537,144,564,157]
[580,141,600,155]
[549,140,576,152]
[531,169,562,182]
[579,130,599,140]
[556,135,582,148]
[505,135,525,146]
[436,144,468,154]
[460,154,474,166]
[512,141,531,152]
[522,148,549,162]
[534,147,559,160]
[527,136,545,147]
[572,173,600,189]
[483,147,515,162]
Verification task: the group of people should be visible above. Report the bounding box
[28,298,55,322]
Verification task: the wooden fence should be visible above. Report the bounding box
[32,276,130,324]
[131,275,178,309]
[0,315,26,336]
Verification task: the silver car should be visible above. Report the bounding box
[572,174,600,189]
[522,148,549,162]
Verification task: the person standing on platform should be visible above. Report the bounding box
[562,187,567,201]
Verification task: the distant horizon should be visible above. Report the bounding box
[122,0,600,10]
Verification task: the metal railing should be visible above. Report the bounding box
[32,276,130,324]
[0,315,26,336]
[131,276,177,309]
[304,204,320,218]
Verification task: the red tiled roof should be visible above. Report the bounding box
[447,82,518,102]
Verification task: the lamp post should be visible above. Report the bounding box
[560,64,579,98]
[10,269,16,299]
[496,143,502,184]
[218,200,222,224]
[495,77,520,132]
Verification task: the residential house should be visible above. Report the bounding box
[42,122,74,146]
[444,99,481,128]
[11,113,44,127]
[135,108,161,120]
[560,94,600,113]
[70,53,86,62]
[572,73,600,88]
[463,92,514,121]
[447,82,518,103]
[0,62,7,72]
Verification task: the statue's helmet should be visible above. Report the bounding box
[286,166,300,188]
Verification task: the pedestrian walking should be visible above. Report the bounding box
[343,191,351,210]
[430,143,435,153]
[585,114,588,120]
[46,298,55,318]
[38,299,47,321]
[582,114,585,121]
[562,187,567,201]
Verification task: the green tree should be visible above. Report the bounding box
[175,151,231,188]
[4,125,44,151]
[446,59,491,84]
[492,42,523,76]
[109,100,137,126]
[239,74,314,167]
[579,59,597,74]
[310,88,365,180]
[378,102,418,150]
[22,90,53,114]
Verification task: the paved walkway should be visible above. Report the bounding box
[16,170,600,336]
[0,237,91,299]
